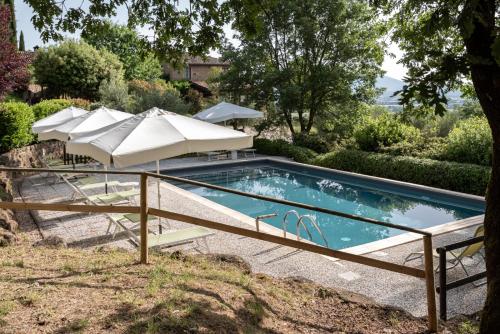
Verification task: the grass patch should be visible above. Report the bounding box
[57,318,90,333]
[0,241,440,333]
[18,291,41,307]
[457,320,480,334]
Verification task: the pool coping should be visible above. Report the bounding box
[158,157,486,256]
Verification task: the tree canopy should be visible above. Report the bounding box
[219,0,384,137]
[32,40,124,100]
[24,0,230,65]
[0,5,29,100]
[81,21,162,81]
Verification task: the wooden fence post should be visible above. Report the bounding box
[423,235,438,332]
[140,173,149,264]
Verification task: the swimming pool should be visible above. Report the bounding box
[163,159,485,250]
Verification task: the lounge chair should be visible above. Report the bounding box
[404,225,484,276]
[147,226,214,251]
[86,189,140,205]
[73,176,138,191]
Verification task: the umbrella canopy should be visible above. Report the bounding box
[193,102,263,123]
[32,107,88,138]
[67,107,253,168]
[39,107,133,142]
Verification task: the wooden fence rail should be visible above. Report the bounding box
[0,167,437,332]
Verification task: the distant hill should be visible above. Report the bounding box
[375,76,463,110]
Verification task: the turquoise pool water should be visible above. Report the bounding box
[165,161,484,249]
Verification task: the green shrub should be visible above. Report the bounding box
[32,99,71,120]
[32,40,124,100]
[0,102,35,152]
[354,113,421,151]
[445,117,492,166]
[98,77,130,111]
[378,137,448,160]
[128,79,191,114]
[31,99,90,120]
[254,138,317,163]
[313,149,490,195]
[293,133,330,153]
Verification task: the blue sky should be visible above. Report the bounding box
[14,0,407,79]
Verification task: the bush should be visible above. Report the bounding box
[354,113,421,151]
[445,117,492,166]
[313,149,490,195]
[253,138,317,163]
[32,99,90,120]
[128,80,191,114]
[98,77,130,111]
[293,133,330,153]
[378,137,448,160]
[32,40,124,100]
[0,102,35,152]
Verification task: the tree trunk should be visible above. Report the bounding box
[460,1,500,330]
[475,68,500,332]
[481,135,500,333]
[468,47,500,334]
[469,55,500,334]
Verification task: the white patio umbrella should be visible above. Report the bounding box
[193,102,263,124]
[40,106,133,142]
[67,107,253,230]
[32,106,88,139]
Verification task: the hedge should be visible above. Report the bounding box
[253,138,318,163]
[0,102,35,153]
[32,98,90,121]
[313,149,490,196]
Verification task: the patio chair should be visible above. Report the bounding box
[147,226,214,251]
[87,189,140,205]
[72,176,138,191]
[403,225,484,277]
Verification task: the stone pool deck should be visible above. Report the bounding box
[15,156,486,320]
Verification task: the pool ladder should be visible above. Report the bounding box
[255,210,328,247]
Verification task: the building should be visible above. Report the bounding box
[163,56,229,95]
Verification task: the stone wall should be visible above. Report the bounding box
[0,141,64,245]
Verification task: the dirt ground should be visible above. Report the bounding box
[0,237,481,334]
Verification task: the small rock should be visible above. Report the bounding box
[0,229,17,247]
[169,250,189,261]
[0,218,18,232]
[34,235,67,248]
[314,286,336,299]
[286,276,313,284]
[206,254,251,274]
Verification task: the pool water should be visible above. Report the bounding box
[165,162,484,249]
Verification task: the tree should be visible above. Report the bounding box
[82,22,162,81]
[18,30,25,51]
[219,0,384,137]
[24,0,230,65]
[375,0,500,331]
[0,5,29,100]
[32,40,124,100]
[0,0,15,45]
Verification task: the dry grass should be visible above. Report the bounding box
[0,242,434,334]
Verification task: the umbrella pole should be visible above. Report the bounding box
[157,160,162,234]
[104,165,108,194]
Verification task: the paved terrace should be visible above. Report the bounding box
[15,156,486,320]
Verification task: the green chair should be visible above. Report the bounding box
[404,225,484,276]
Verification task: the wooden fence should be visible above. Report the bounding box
[0,167,438,332]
